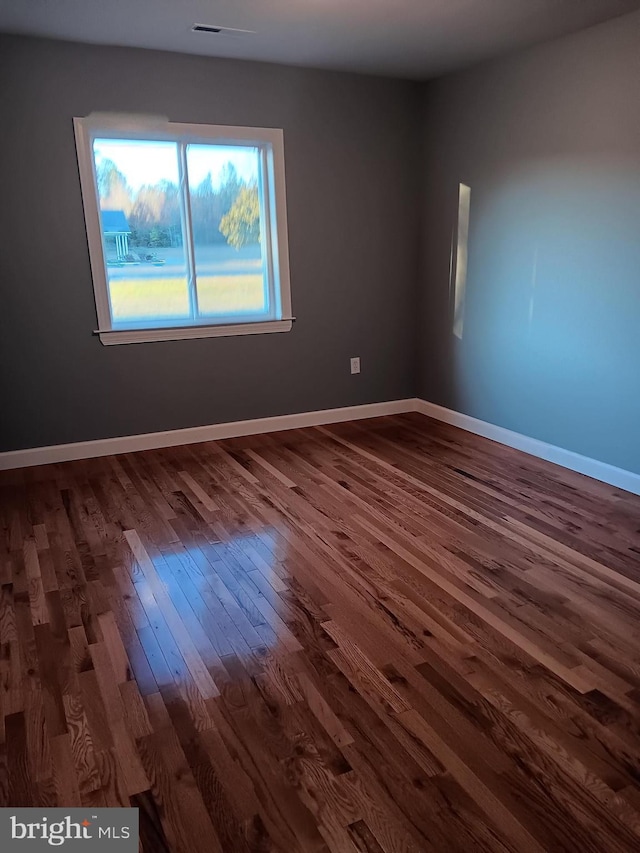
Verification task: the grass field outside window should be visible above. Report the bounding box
[109,274,265,320]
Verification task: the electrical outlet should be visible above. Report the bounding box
[350,357,361,375]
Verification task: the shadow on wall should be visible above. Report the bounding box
[429,158,640,474]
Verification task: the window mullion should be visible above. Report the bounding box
[177,141,199,320]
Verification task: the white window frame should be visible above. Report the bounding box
[74,113,293,345]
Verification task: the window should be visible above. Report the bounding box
[74,114,292,344]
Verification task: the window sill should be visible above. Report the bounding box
[97,318,293,346]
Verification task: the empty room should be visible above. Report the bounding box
[1,0,639,849]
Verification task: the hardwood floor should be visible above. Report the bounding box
[1,412,640,851]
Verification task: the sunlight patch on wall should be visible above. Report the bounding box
[452,183,471,340]
[528,246,539,333]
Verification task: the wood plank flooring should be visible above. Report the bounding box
[1,412,640,851]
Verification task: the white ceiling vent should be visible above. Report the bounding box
[192,24,256,37]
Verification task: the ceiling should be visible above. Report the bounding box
[0,0,637,79]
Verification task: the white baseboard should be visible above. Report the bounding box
[2,396,638,497]
[415,399,640,496]
[0,399,419,471]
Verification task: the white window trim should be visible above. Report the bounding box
[73,113,293,345]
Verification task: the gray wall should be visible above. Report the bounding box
[418,11,640,475]
[0,35,421,451]
[3,14,639,476]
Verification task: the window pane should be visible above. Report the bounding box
[186,144,268,318]
[93,139,190,324]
